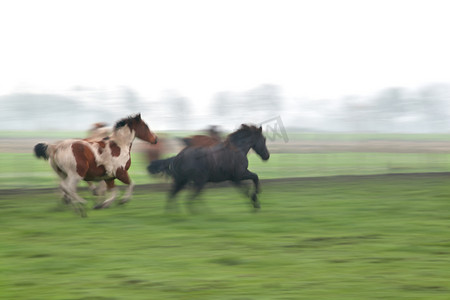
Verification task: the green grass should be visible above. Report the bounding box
[2,151,450,189]
[1,174,449,299]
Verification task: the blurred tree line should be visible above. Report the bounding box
[342,84,450,132]
[0,83,449,132]
[212,84,282,126]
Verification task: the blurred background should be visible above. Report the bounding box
[2,2,450,298]
[1,0,450,188]
[0,0,449,132]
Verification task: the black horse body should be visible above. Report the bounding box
[148,124,270,209]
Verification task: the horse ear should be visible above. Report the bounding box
[258,126,262,133]
[135,113,142,120]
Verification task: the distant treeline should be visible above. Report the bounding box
[0,83,449,132]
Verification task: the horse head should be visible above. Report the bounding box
[116,114,158,144]
[133,114,158,144]
[232,124,270,160]
[251,125,270,161]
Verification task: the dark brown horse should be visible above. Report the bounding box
[34,114,158,214]
[148,124,269,211]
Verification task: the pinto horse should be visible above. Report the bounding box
[85,122,112,196]
[148,124,269,211]
[34,114,157,214]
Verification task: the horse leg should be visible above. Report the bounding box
[120,181,134,205]
[241,170,261,209]
[232,180,251,197]
[166,179,187,211]
[87,181,96,194]
[50,160,71,205]
[186,181,206,214]
[59,174,87,204]
[88,181,107,196]
[56,177,70,205]
[59,188,71,205]
[115,169,133,205]
[59,174,88,216]
[94,179,118,209]
[96,181,107,196]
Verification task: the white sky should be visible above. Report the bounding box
[1,0,449,112]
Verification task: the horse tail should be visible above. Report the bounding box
[34,143,50,160]
[147,156,175,176]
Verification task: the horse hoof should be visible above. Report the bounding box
[251,194,260,209]
[252,200,261,209]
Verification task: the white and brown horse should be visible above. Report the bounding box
[34,114,157,214]
[85,122,112,196]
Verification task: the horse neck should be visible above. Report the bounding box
[227,136,253,154]
[111,126,136,147]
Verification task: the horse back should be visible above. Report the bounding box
[189,135,220,147]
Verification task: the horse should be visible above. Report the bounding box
[85,122,113,196]
[34,114,158,215]
[179,125,222,148]
[148,124,269,211]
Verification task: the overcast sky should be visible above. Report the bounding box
[1,0,449,112]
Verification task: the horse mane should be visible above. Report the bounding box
[226,124,261,144]
[114,114,141,131]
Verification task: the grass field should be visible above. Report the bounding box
[1,151,450,189]
[1,131,450,299]
[1,174,449,299]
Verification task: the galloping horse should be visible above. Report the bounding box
[85,122,112,196]
[148,124,269,211]
[180,135,219,148]
[34,114,157,214]
[179,125,222,148]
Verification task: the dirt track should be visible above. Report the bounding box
[2,172,449,196]
[4,137,450,154]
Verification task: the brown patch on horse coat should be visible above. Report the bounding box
[72,142,107,180]
[125,158,131,170]
[113,159,131,184]
[115,166,131,184]
[110,141,121,157]
[96,141,106,154]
